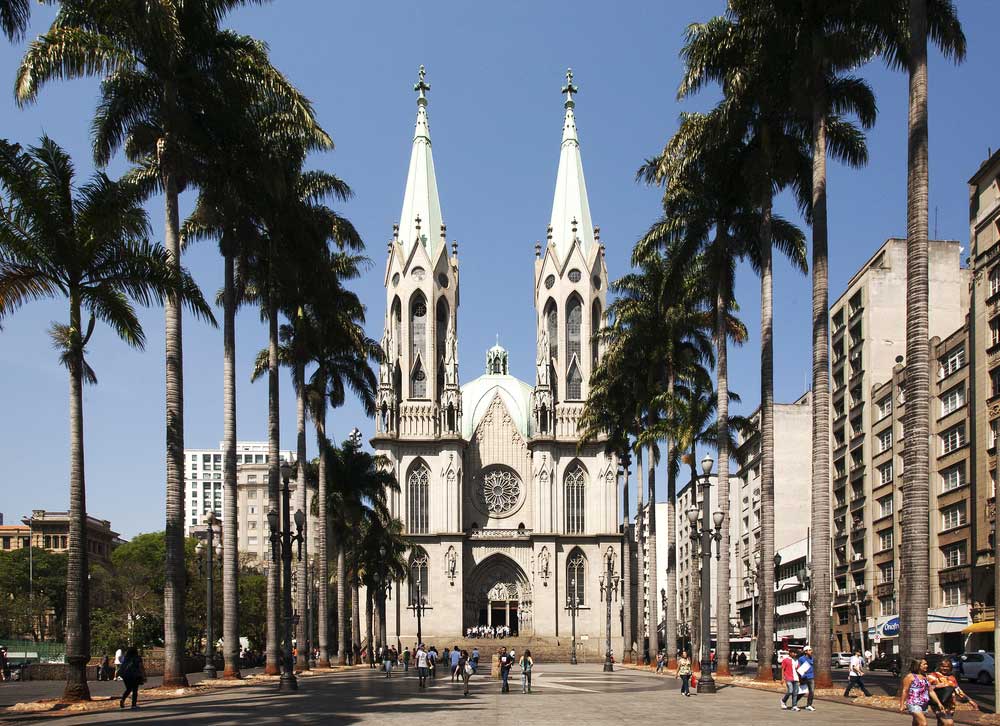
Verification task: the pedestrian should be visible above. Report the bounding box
[429,646,437,679]
[843,649,872,697]
[900,658,945,726]
[779,648,800,711]
[403,646,410,672]
[118,647,145,711]
[416,644,429,689]
[471,646,480,674]
[656,651,664,673]
[383,645,393,677]
[794,645,816,711]
[98,654,111,681]
[459,649,472,696]
[676,650,693,696]
[929,658,979,726]
[738,652,748,668]
[0,646,9,682]
[451,645,461,682]
[519,649,533,693]
[498,647,512,693]
[114,647,123,680]
[353,643,361,666]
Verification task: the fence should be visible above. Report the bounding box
[0,639,66,663]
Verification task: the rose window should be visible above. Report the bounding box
[482,468,521,514]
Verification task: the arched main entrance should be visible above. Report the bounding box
[465,554,532,636]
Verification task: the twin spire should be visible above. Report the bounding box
[396,66,595,264]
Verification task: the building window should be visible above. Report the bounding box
[942,584,964,606]
[940,424,966,455]
[941,464,966,493]
[880,563,894,583]
[247,536,257,546]
[408,555,429,607]
[876,396,892,421]
[991,266,1000,298]
[878,495,894,518]
[940,385,965,417]
[411,362,427,398]
[567,550,586,606]
[992,420,999,451]
[992,369,1000,399]
[878,461,893,486]
[880,595,897,617]
[248,521,256,530]
[878,429,893,453]
[407,462,430,534]
[991,317,1000,349]
[564,464,586,534]
[940,346,966,378]
[566,362,582,400]
[941,502,967,531]
[879,529,894,552]
[942,543,966,568]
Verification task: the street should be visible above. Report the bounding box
[0,664,940,725]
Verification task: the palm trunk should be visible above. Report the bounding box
[665,374,678,668]
[377,593,387,649]
[352,579,361,653]
[294,362,308,672]
[635,442,645,657]
[161,157,189,688]
[62,292,91,701]
[900,0,930,665]
[265,298,281,675]
[621,457,633,663]
[222,252,241,679]
[316,405,331,667]
[645,435,658,661]
[810,89,833,688]
[755,204,776,682]
[336,548,347,664]
[365,588,374,660]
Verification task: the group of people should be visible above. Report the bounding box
[777,645,818,711]
[465,625,511,639]
[901,657,979,726]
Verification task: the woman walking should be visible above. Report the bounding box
[458,649,472,696]
[676,650,693,696]
[900,658,945,726]
[118,647,145,710]
[929,658,979,726]
[520,649,534,693]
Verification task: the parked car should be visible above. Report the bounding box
[868,652,901,676]
[832,652,853,668]
[925,653,963,676]
[959,652,995,685]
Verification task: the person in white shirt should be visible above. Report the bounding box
[416,645,429,689]
[844,650,872,697]
[114,648,123,680]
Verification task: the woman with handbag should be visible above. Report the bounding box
[458,649,472,696]
[929,659,979,726]
[519,649,534,693]
[118,647,145,710]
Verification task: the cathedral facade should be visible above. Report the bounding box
[370,67,622,654]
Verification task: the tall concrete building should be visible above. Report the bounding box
[829,237,970,651]
[967,148,1000,618]
[729,392,812,647]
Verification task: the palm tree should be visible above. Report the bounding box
[0,0,28,41]
[16,0,328,686]
[0,136,211,700]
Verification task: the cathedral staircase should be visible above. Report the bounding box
[397,636,608,664]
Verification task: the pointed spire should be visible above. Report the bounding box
[398,65,445,259]
[548,68,594,264]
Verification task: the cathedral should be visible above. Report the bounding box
[370,67,623,655]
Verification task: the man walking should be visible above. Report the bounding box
[451,646,461,682]
[843,649,872,697]
[416,644,429,689]
[779,649,800,711]
[795,645,816,711]
[499,647,513,693]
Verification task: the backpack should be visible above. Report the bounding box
[464,661,473,675]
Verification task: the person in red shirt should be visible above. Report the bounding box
[928,659,979,726]
[779,649,800,711]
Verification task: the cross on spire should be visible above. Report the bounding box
[561,68,578,108]
[414,64,431,104]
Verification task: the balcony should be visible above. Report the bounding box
[850,556,867,571]
[850,465,866,482]
[850,496,866,513]
[850,526,867,540]
[875,581,895,598]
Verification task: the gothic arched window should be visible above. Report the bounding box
[545,300,559,363]
[566,296,582,396]
[567,549,586,606]
[407,462,430,534]
[391,297,402,357]
[408,554,429,607]
[567,361,582,400]
[591,300,602,369]
[565,464,586,534]
[410,293,427,362]
[411,360,427,398]
[436,297,449,399]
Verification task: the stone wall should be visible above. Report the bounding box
[20,656,204,681]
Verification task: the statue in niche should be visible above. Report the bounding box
[380,315,394,383]
[444,320,458,385]
[535,328,550,385]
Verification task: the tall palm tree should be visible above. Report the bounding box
[16,0,328,685]
[0,0,28,41]
[0,136,211,700]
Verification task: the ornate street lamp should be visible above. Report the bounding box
[268,460,305,692]
[600,545,621,672]
[566,562,582,665]
[196,512,222,679]
[686,454,724,694]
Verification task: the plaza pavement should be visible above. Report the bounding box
[1,663,927,725]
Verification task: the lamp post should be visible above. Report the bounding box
[309,572,318,669]
[599,545,620,672]
[414,572,424,646]
[268,461,305,692]
[196,512,222,679]
[686,454,724,694]
[744,552,759,663]
[848,586,867,653]
[773,552,782,654]
[567,570,581,665]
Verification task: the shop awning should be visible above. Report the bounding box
[962,621,994,634]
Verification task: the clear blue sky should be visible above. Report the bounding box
[1,1,997,538]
